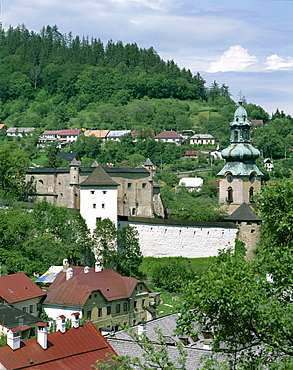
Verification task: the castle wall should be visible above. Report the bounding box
[118,217,238,258]
[236,221,261,261]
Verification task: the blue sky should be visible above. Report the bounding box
[2,0,293,116]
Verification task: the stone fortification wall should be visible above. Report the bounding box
[118,216,238,258]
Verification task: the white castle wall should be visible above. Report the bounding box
[118,217,238,258]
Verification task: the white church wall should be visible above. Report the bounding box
[118,218,237,258]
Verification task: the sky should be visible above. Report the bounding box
[2,0,293,116]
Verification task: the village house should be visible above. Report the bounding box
[0,304,43,340]
[6,127,35,137]
[0,273,45,317]
[106,130,132,141]
[43,261,157,330]
[190,133,215,145]
[0,317,117,369]
[154,130,183,145]
[83,129,110,141]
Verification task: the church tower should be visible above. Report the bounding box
[218,96,263,208]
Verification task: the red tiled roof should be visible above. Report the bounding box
[0,321,117,369]
[42,130,62,135]
[251,120,263,126]
[155,131,182,138]
[0,273,45,304]
[185,150,200,156]
[59,129,82,136]
[46,268,145,307]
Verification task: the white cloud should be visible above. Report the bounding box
[208,45,258,73]
[265,54,293,70]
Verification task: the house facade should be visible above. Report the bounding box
[154,130,183,145]
[43,264,155,330]
[0,273,45,317]
[190,134,215,145]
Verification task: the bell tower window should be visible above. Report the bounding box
[249,187,254,203]
[227,187,233,203]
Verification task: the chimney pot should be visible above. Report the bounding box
[7,329,20,350]
[84,266,90,274]
[56,315,66,333]
[71,312,80,328]
[37,323,47,350]
[95,261,103,272]
[66,267,73,280]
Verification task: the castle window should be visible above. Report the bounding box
[103,191,107,194]
[91,191,95,194]
[227,187,233,203]
[128,183,132,189]
[93,203,96,209]
[102,204,105,208]
[142,183,147,189]
[132,208,136,216]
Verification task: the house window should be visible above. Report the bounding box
[87,309,92,319]
[116,304,121,313]
[89,294,92,299]
[22,307,27,313]
[29,305,34,314]
[134,301,137,309]
[103,191,107,194]
[123,302,128,312]
[107,306,111,315]
[93,204,96,209]
[96,217,101,223]
[142,183,147,189]
[102,204,105,209]
[127,183,132,189]
[94,293,98,298]
[98,308,103,317]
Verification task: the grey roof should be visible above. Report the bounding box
[217,162,263,176]
[224,202,262,222]
[7,127,35,133]
[57,152,79,162]
[0,304,41,330]
[69,158,81,166]
[144,158,154,166]
[118,215,237,229]
[107,130,131,138]
[107,314,225,369]
[79,165,118,187]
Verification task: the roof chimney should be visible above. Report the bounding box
[7,329,20,350]
[56,315,66,333]
[37,323,47,350]
[71,312,80,328]
[95,261,103,272]
[66,267,73,280]
[137,321,146,337]
[63,258,69,272]
[84,266,90,274]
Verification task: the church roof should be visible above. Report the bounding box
[79,165,118,187]
[217,161,263,176]
[224,202,262,222]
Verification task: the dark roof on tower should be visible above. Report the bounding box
[79,165,118,187]
[224,202,262,222]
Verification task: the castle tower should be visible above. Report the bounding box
[79,163,118,233]
[69,158,80,209]
[218,96,263,209]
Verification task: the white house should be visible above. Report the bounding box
[106,130,132,142]
[178,177,204,192]
[154,131,183,145]
[6,127,35,137]
[190,134,215,145]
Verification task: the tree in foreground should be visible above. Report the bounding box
[177,180,293,369]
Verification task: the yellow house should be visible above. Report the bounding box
[43,264,156,330]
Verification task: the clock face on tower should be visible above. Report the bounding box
[226,173,233,183]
